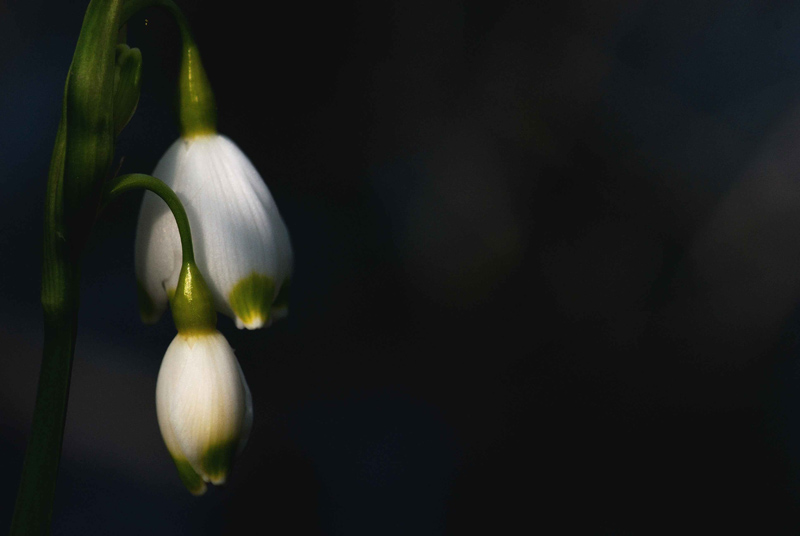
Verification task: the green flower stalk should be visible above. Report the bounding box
[120,0,217,137]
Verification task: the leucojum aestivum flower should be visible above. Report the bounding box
[11,1,292,532]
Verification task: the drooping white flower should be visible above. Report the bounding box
[156,329,253,495]
[136,133,292,329]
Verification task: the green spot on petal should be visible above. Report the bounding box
[229,273,275,329]
[137,279,159,324]
[200,440,238,485]
[172,456,207,496]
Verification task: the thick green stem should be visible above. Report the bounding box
[11,58,79,536]
[103,173,195,263]
[121,0,217,137]
[10,273,79,536]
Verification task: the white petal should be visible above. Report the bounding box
[156,331,248,485]
[136,134,293,327]
[155,331,208,494]
[155,334,188,458]
[182,136,278,309]
[135,139,186,321]
[214,135,294,286]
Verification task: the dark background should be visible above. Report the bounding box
[4,0,800,533]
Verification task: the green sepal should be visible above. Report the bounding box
[171,261,217,334]
[113,44,142,137]
[172,456,207,495]
[63,0,123,253]
[229,273,275,328]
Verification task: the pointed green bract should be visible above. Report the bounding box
[172,456,207,496]
[229,273,276,329]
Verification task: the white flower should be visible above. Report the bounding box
[156,330,253,495]
[136,133,292,329]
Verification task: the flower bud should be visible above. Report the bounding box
[135,133,293,329]
[156,330,253,495]
[62,0,122,251]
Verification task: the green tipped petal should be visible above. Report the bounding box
[200,440,238,485]
[156,332,252,495]
[172,456,207,496]
[229,273,275,329]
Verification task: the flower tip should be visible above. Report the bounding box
[209,474,227,486]
[188,483,208,496]
[173,456,208,496]
[229,273,277,330]
[235,315,270,330]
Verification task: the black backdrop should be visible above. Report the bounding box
[4,0,800,533]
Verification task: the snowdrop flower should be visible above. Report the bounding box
[135,133,292,329]
[136,26,291,329]
[156,328,253,495]
[156,260,253,495]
